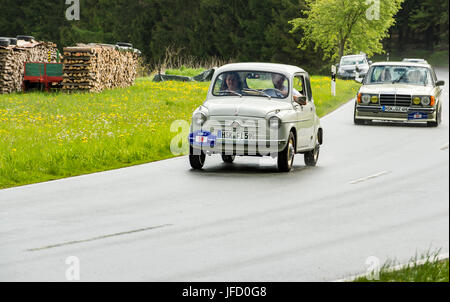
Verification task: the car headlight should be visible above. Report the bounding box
[193,112,207,126]
[269,116,282,129]
[412,96,421,105]
[370,95,379,104]
[361,94,370,104]
[421,96,431,106]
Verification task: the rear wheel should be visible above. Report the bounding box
[221,155,235,163]
[189,145,206,170]
[304,143,320,166]
[277,132,295,172]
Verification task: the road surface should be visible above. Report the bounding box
[1,69,448,282]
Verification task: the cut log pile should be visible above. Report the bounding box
[62,44,139,92]
[0,41,58,94]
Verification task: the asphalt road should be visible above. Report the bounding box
[1,69,448,282]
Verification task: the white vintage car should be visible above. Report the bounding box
[188,63,323,172]
[354,61,445,126]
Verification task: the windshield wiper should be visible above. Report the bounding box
[216,90,242,97]
[242,88,271,99]
[393,71,408,84]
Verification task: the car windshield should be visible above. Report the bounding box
[366,65,433,85]
[340,57,365,65]
[212,71,289,99]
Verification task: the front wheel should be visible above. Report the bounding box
[304,140,320,167]
[277,132,295,172]
[221,155,235,163]
[354,104,365,125]
[189,146,206,169]
[427,104,441,127]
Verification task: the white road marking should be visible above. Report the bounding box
[440,143,449,150]
[334,253,449,282]
[26,224,173,252]
[350,171,390,185]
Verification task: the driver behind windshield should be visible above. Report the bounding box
[272,73,301,101]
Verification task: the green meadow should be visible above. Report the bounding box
[0,75,360,189]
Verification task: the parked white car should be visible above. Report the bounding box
[189,63,323,172]
[354,61,445,126]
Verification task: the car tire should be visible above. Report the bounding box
[189,145,206,170]
[221,155,235,163]
[277,132,295,172]
[304,136,320,167]
[427,104,441,127]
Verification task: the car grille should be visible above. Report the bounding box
[379,94,411,107]
[211,118,264,130]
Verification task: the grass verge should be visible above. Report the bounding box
[0,75,360,189]
[354,252,449,282]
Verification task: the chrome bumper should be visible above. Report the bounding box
[355,105,436,122]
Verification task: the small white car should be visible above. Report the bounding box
[354,61,445,126]
[188,63,323,172]
[337,54,371,80]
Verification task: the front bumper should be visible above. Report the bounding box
[355,105,436,122]
[190,137,287,156]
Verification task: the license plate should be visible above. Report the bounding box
[382,106,408,113]
[221,131,256,140]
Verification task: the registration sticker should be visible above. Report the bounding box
[408,112,428,120]
[189,131,217,147]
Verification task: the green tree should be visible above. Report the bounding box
[290,0,404,61]
[409,0,449,50]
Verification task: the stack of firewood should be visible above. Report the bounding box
[62,44,139,92]
[0,41,58,94]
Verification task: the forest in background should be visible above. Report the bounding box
[1,0,448,74]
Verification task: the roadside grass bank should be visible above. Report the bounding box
[165,66,207,78]
[353,252,449,282]
[0,76,360,189]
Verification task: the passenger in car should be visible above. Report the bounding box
[221,72,243,94]
[406,69,422,84]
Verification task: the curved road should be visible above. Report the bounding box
[1,69,448,282]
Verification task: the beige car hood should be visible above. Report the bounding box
[359,84,434,95]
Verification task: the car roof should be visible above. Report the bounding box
[370,61,432,68]
[402,58,428,63]
[341,54,366,58]
[215,62,306,75]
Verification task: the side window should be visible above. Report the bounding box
[305,76,313,101]
[431,68,438,84]
[293,75,306,97]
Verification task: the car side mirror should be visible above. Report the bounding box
[436,80,445,86]
[368,61,373,65]
[295,95,307,106]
